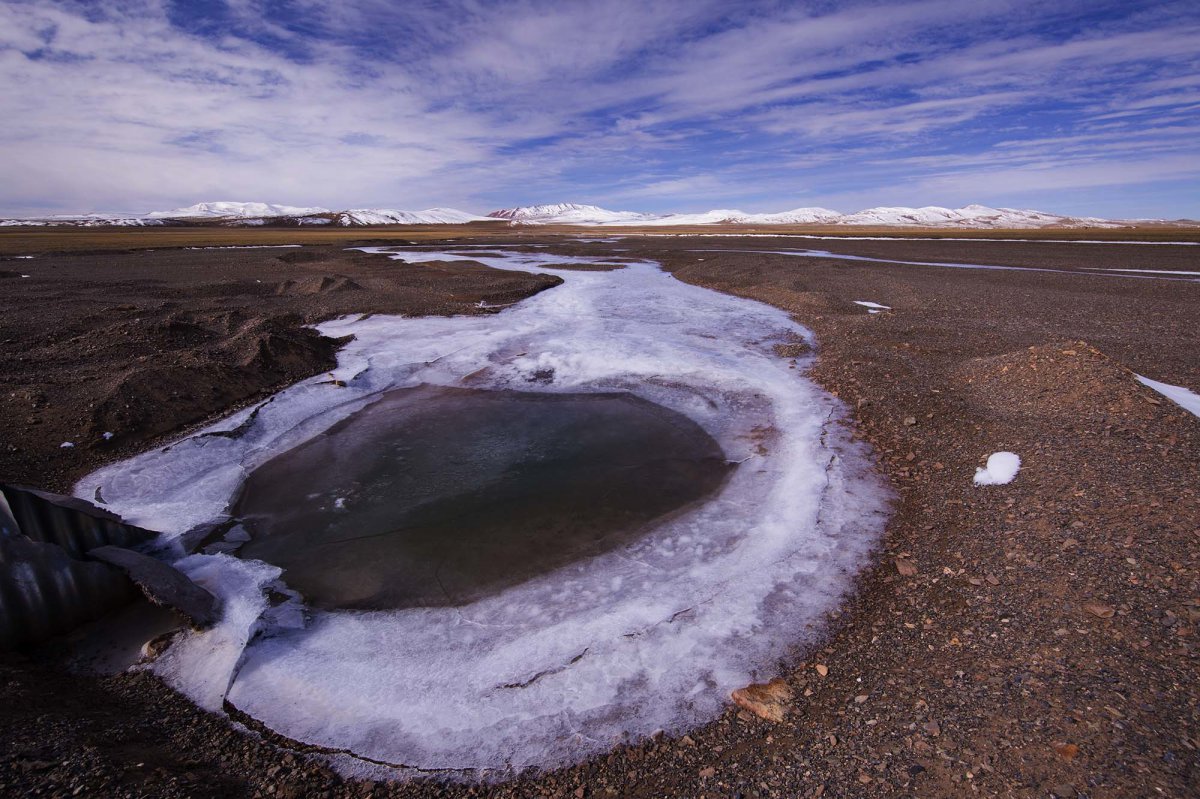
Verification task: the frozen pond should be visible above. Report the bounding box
[230,385,730,610]
[77,246,889,777]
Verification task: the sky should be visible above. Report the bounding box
[0,0,1198,218]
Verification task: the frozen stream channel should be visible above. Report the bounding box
[77,246,889,777]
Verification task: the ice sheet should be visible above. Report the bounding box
[78,246,890,777]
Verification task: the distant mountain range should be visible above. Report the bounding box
[484,202,1133,229]
[0,202,495,228]
[1,200,1194,229]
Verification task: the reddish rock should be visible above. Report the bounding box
[731,678,794,722]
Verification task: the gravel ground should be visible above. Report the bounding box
[1,234,1197,798]
[0,244,560,493]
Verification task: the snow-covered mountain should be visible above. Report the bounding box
[634,207,844,226]
[147,201,332,219]
[139,202,497,225]
[643,209,747,225]
[1,203,500,227]
[0,214,162,227]
[487,202,1126,229]
[336,208,495,226]
[740,207,845,224]
[834,204,1115,228]
[487,203,656,225]
[1,200,1182,229]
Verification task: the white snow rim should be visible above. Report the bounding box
[77,246,891,779]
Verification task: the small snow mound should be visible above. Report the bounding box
[59,441,75,449]
[974,452,1020,486]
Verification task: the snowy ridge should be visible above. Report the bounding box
[4,200,1194,229]
[147,201,332,219]
[486,204,843,226]
[0,214,163,227]
[487,203,656,225]
[0,202,501,227]
[739,207,845,224]
[836,204,1117,229]
[488,202,1134,228]
[336,207,495,226]
[640,208,843,226]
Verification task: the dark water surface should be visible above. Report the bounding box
[232,386,730,610]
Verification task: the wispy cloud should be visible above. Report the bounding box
[0,0,1196,217]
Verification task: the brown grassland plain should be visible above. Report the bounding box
[1,222,1198,256]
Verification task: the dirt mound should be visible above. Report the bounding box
[273,275,363,296]
[0,244,560,494]
[88,319,340,444]
[956,340,1163,425]
[275,249,325,264]
[142,316,221,347]
[233,321,348,375]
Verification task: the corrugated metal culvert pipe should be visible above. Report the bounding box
[0,484,183,649]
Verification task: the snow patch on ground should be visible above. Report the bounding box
[79,247,889,777]
[1136,375,1200,419]
[853,301,891,313]
[973,452,1021,486]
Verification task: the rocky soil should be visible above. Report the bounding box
[1,235,1197,798]
[0,245,560,493]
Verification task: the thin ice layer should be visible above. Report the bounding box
[78,247,889,776]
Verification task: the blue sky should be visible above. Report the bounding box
[1,0,1197,217]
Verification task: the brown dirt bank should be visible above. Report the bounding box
[2,237,1198,798]
[0,244,560,493]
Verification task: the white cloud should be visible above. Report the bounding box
[0,0,1197,216]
